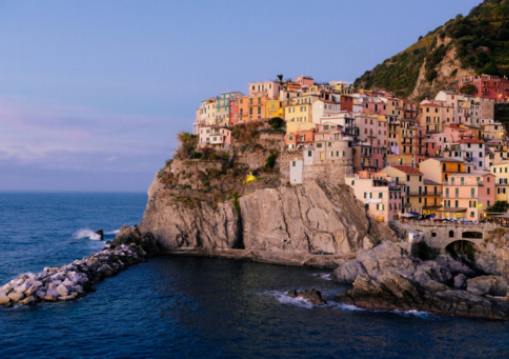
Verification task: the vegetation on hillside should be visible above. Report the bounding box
[354,0,509,98]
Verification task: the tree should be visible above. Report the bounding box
[487,201,509,213]
[268,117,285,131]
[459,84,478,96]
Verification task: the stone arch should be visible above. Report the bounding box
[445,239,478,266]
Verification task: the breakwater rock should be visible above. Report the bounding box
[0,226,159,307]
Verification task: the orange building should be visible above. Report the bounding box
[239,96,268,123]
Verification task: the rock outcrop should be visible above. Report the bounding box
[334,241,509,320]
[140,175,393,267]
[0,226,158,307]
[287,289,327,305]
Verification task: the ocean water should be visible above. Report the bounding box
[1,193,509,358]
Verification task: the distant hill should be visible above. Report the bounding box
[354,0,509,99]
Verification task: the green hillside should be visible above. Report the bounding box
[354,0,509,98]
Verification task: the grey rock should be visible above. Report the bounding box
[287,289,327,305]
[453,274,467,289]
[467,276,508,297]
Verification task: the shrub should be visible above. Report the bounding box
[268,117,286,131]
[459,84,478,96]
[264,151,278,171]
[487,201,509,213]
[175,132,198,159]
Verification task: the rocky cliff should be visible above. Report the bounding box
[140,124,395,267]
[140,172,394,267]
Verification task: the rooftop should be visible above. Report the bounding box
[390,165,422,176]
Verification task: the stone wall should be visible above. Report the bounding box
[392,220,501,251]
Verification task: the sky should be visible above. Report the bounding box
[0,0,482,192]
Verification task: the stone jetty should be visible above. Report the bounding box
[0,226,159,307]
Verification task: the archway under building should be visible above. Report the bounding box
[445,240,478,269]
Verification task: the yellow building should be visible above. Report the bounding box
[285,96,314,134]
[380,165,424,213]
[419,158,468,184]
[265,99,285,119]
[423,179,443,215]
[491,161,509,202]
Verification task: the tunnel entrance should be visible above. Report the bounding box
[445,240,477,268]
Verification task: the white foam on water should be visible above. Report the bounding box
[268,291,314,309]
[105,229,120,235]
[391,309,431,319]
[313,272,333,281]
[331,302,431,319]
[73,229,102,241]
[331,303,366,312]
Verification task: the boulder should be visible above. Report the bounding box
[453,274,467,289]
[56,284,69,298]
[287,289,327,305]
[467,276,508,297]
[334,260,364,283]
[7,290,24,302]
[0,292,10,305]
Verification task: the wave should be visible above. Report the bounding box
[73,228,102,241]
[313,272,333,281]
[105,229,120,236]
[391,309,431,319]
[267,290,432,319]
[330,303,366,312]
[332,302,431,319]
[269,291,315,309]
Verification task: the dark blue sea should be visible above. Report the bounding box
[1,193,508,358]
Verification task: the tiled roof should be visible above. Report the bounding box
[391,165,422,175]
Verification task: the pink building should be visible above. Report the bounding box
[346,172,404,223]
[355,114,388,148]
[248,81,281,100]
[443,172,495,220]
[294,75,315,88]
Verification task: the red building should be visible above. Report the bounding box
[458,75,509,101]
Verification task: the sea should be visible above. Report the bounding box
[0,192,508,358]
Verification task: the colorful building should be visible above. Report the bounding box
[239,96,267,123]
[419,158,468,184]
[442,172,495,220]
[346,173,404,223]
[418,99,454,134]
[491,161,509,203]
[248,81,281,100]
[380,165,424,213]
[458,75,509,101]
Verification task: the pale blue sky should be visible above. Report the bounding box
[0,0,481,191]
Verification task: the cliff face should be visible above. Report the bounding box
[140,172,393,266]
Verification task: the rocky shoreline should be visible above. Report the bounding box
[0,227,158,307]
[334,241,509,320]
[4,220,509,321]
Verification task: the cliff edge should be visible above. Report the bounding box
[139,124,394,267]
[140,172,394,267]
